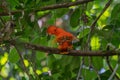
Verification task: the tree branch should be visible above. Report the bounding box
[0,0,93,16]
[8,40,119,56]
[9,39,120,56]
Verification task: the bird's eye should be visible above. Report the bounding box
[53,27,58,33]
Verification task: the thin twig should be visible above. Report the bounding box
[13,44,31,79]
[76,57,84,80]
[106,57,120,79]
[91,65,101,80]
[0,0,93,16]
[86,0,113,50]
[0,17,5,25]
[30,50,39,79]
[108,64,119,80]
[88,57,101,80]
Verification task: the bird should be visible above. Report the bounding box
[47,25,77,53]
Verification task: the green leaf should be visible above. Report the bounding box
[111,3,120,20]
[77,28,90,39]
[9,48,20,63]
[60,56,73,67]
[0,77,2,80]
[95,70,112,80]
[36,51,46,60]
[70,8,80,28]
[40,0,55,6]
[31,36,48,46]
[69,57,80,70]
[102,25,114,30]
[92,57,103,70]
[54,8,68,18]
[90,36,101,50]
[82,69,96,80]
[47,17,56,25]
[84,57,90,66]
[6,0,19,9]
[110,20,120,28]
[53,54,62,59]
[117,66,120,78]
[60,56,80,70]
[101,25,120,47]
[47,55,56,69]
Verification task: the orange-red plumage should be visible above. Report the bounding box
[47,25,65,36]
[58,41,73,51]
[47,25,76,53]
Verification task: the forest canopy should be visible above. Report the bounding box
[0,0,120,80]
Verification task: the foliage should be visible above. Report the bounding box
[0,0,120,80]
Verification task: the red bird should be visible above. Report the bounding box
[47,25,77,53]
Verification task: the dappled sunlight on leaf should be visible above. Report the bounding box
[9,77,16,80]
[36,69,42,75]
[24,59,29,67]
[112,55,118,61]
[29,67,34,75]
[103,10,110,17]
[90,36,101,50]
[42,67,49,72]
[19,72,29,79]
[0,53,8,65]
[119,44,120,49]
[0,66,9,78]
[98,9,110,28]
